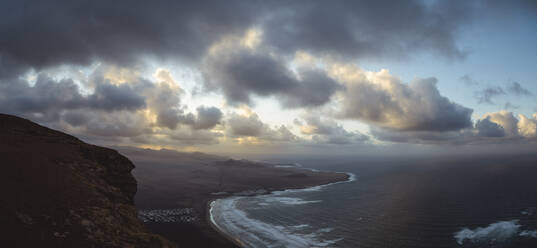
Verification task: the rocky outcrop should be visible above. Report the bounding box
[0,114,175,248]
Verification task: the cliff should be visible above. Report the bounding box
[0,114,175,248]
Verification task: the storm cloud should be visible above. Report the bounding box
[202,39,341,108]
[0,0,259,79]
[0,0,478,80]
[262,0,472,60]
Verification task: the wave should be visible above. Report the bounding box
[259,196,322,206]
[454,219,537,245]
[271,172,356,196]
[210,197,340,248]
[520,230,537,238]
[209,167,355,248]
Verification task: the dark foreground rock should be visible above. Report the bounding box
[0,114,175,248]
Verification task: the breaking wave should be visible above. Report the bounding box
[210,197,341,248]
[209,167,355,248]
[454,219,537,245]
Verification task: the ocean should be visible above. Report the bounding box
[209,155,537,248]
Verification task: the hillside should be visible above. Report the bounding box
[0,114,175,248]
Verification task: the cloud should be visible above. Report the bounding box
[503,102,520,110]
[474,82,533,106]
[191,106,223,130]
[518,113,537,138]
[371,111,537,144]
[262,0,472,60]
[475,86,506,104]
[370,128,471,144]
[0,65,229,149]
[137,69,223,131]
[167,129,222,146]
[80,111,151,138]
[125,128,223,147]
[297,115,368,145]
[0,74,146,122]
[459,74,479,86]
[227,113,265,137]
[0,0,480,82]
[481,0,537,19]
[0,0,259,79]
[475,116,505,137]
[331,65,473,132]
[89,81,146,111]
[1,0,535,151]
[508,82,533,97]
[482,111,519,136]
[225,112,299,143]
[202,34,341,108]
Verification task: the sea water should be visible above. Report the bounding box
[209,157,537,248]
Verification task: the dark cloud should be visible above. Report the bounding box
[0,0,483,81]
[226,113,299,142]
[89,81,146,111]
[227,113,265,137]
[281,70,343,108]
[481,0,537,19]
[69,110,151,138]
[476,117,505,137]
[203,48,340,108]
[262,0,472,60]
[299,115,368,145]
[508,82,533,97]
[372,111,537,144]
[337,71,473,132]
[191,106,223,130]
[474,86,506,104]
[0,74,146,122]
[62,111,90,127]
[0,0,258,78]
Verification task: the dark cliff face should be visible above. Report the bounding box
[0,114,175,248]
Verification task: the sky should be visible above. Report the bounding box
[1,0,537,156]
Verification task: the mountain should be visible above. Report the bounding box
[0,114,175,248]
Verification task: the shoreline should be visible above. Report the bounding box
[207,171,356,248]
[130,150,353,247]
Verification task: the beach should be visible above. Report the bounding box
[119,147,349,247]
[208,172,356,247]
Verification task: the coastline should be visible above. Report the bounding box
[207,171,356,248]
[129,148,352,247]
[208,198,247,248]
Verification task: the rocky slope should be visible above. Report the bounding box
[0,114,175,248]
